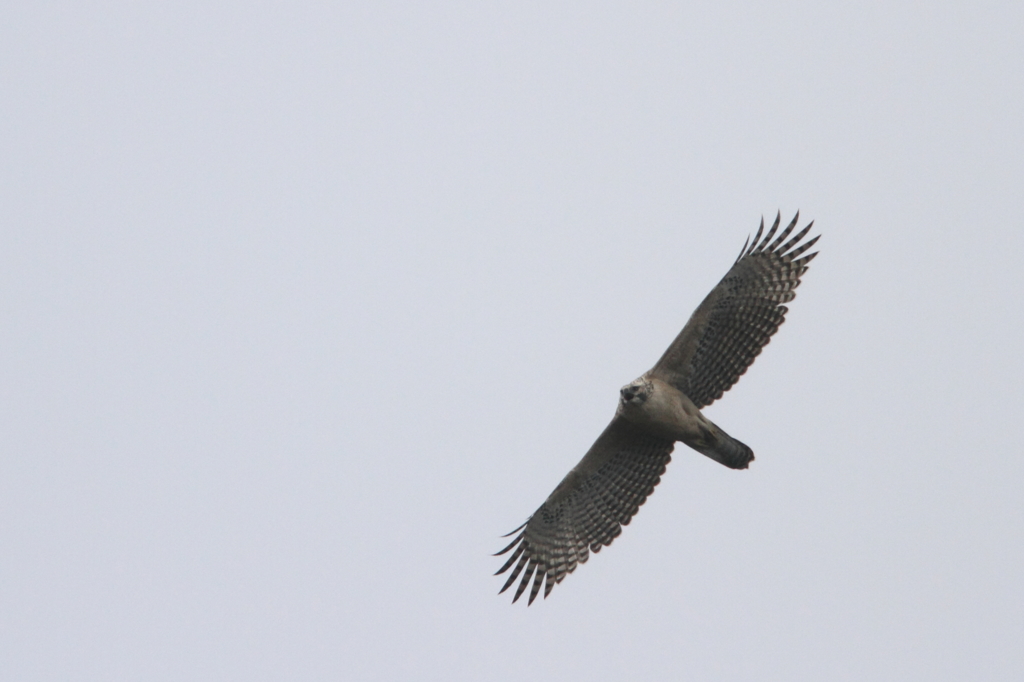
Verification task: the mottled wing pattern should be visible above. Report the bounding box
[651,212,819,408]
[495,418,675,605]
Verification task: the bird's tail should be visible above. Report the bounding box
[689,418,754,470]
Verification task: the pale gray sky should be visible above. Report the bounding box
[2,2,1023,680]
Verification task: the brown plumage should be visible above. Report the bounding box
[495,212,819,604]
[653,212,820,408]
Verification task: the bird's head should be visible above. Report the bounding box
[619,378,653,408]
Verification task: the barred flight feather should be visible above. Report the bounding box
[653,211,819,408]
[495,420,674,605]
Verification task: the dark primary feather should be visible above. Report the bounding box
[651,211,819,408]
[495,418,675,605]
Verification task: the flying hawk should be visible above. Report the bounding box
[495,212,819,604]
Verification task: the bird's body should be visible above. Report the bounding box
[618,375,749,468]
[619,376,701,443]
[496,212,819,605]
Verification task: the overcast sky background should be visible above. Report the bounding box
[2,2,1023,680]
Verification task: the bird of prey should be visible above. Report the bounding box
[495,211,819,605]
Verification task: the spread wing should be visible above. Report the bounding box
[494,417,675,605]
[651,212,819,408]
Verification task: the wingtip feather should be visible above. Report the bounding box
[512,560,537,603]
[494,542,526,575]
[500,520,529,538]
[756,211,782,253]
[527,566,545,605]
[494,528,526,556]
[736,235,750,263]
[499,554,529,594]
[766,211,799,253]
[746,217,765,258]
